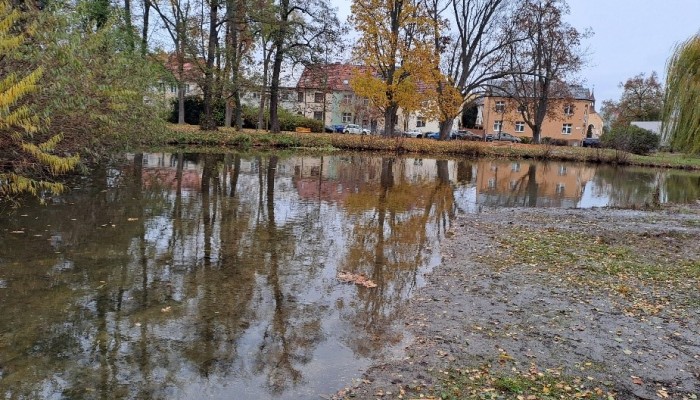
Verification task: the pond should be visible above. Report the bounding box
[1,152,700,399]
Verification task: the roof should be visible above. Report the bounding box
[488,81,594,101]
[297,63,375,91]
[161,53,204,82]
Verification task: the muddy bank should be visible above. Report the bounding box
[334,205,700,399]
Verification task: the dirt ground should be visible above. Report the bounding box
[333,205,700,400]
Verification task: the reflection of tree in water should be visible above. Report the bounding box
[0,152,462,398]
[592,166,658,207]
[663,172,700,203]
[338,158,454,357]
[246,155,325,394]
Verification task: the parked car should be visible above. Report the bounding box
[485,132,522,143]
[426,132,441,140]
[451,130,482,141]
[343,124,370,135]
[403,129,424,138]
[581,137,601,148]
[332,124,346,133]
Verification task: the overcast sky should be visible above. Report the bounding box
[332,0,700,105]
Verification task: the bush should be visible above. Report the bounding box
[519,137,533,144]
[240,105,324,132]
[600,125,660,155]
[169,96,226,126]
[170,101,324,132]
[541,137,568,146]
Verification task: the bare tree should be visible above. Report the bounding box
[503,0,588,143]
[151,0,195,124]
[426,0,520,140]
[267,0,342,133]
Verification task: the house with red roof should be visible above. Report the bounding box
[296,63,458,134]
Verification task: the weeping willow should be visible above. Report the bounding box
[662,34,700,153]
[1,1,79,201]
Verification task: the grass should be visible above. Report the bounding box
[431,364,614,399]
[150,124,700,171]
[483,225,700,318]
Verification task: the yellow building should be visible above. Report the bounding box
[480,84,604,145]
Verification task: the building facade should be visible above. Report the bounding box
[480,85,604,145]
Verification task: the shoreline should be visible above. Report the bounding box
[333,205,700,399]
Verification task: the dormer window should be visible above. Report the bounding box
[564,104,574,116]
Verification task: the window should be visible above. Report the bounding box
[314,92,324,103]
[281,92,290,101]
[495,100,505,113]
[184,84,190,93]
[252,92,260,99]
[515,121,525,132]
[342,94,352,105]
[493,120,503,132]
[297,92,304,102]
[558,165,567,176]
[564,104,574,116]
[363,98,370,106]
[416,116,426,128]
[170,84,177,93]
[511,162,520,172]
[313,111,323,120]
[342,112,352,123]
[562,123,572,134]
[556,183,566,195]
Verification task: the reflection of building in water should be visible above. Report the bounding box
[290,156,467,203]
[475,160,595,207]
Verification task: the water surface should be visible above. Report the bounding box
[1,152,699,399]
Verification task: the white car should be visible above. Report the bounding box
[403,129,424,138]
[343,124,370,135]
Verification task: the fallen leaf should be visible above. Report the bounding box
[631,376,643,385]
[161,306,171,313]
[337,272,378,288]
[657,389,669,398]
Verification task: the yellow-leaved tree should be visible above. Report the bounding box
[0,1,79,204]
[349,0,438,137]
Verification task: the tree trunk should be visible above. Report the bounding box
[258,46,271,130]
[225,101,233,127]
[124,0,134,51]
[141,0,150,57]
[438,120,452,141]
[383,104,398,137]
[200,0,219,131]
[269,0,289,133]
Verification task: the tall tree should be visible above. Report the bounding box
[199,0,221,130]
[426,0,518,140]
[267,0,341,133]
[151,0,194,124]
[503,0,587,143]
[350,0,436,137]
[604,72,663,127]
[662,34,700,153]
[223,0,254,130]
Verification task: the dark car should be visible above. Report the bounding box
[451,130,482,141]
[485,132,522,143]
[582,137,601,148]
